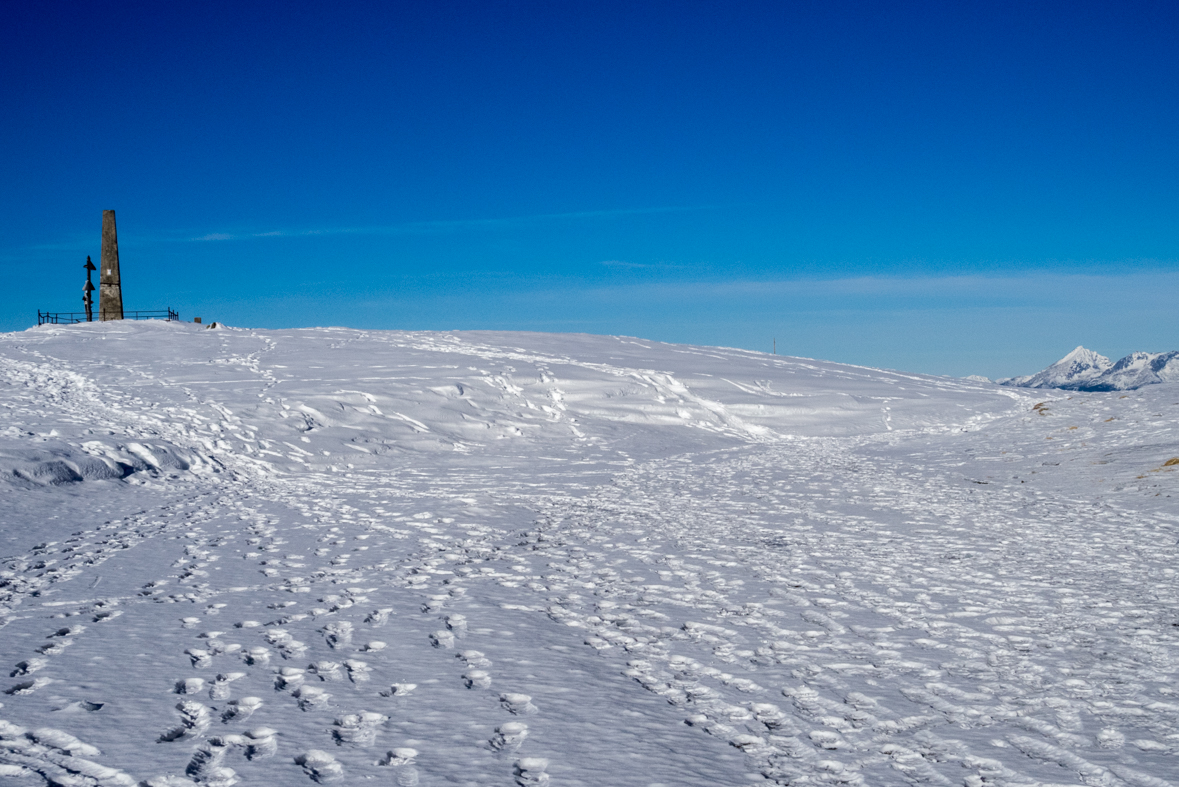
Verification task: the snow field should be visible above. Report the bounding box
[0,322,1176,786]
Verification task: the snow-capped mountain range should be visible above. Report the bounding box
[1000,345,1179,391]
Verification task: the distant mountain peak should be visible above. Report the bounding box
[999,346,1111,390]
[1001,346,1179,391]
[1056,345,1111,368]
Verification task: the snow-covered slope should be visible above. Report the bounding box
[1,322,1177,787]
[1001,345,1179,391]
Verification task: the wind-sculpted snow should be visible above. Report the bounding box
[0,322,1176,786]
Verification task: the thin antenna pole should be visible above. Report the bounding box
[83,256,96,322]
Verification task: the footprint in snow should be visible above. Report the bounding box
[583,636,611,651]
[308,661,343,681]
[280,639,309,659]
[174,677,206,695]
[380,683,417,699]
[267,629,309,659]
[321,622,353,649]
[489,722,529,753]
[244,646,270,666]
[429,630,454,648]
[685,713,737,739]
[457,650,491,668]
[344,659,371,683]
[463,670,491,689]
[186,739,239,785]
[49,625,86,638]
[514,757,550,786]
[500,693,538,715]
[185,648,212,668]
[209,672,246,700]
[159,700,212,742]
[364,608,394,626]
[332,711,387,746]
[295,749,344,783]
[379,748,420,786]
[750,703,794,732]
[245,726,278,759]
[381,747,419,766]
[51,699,104,713]
[807,729,847,750]
[5,678,50,695]
[221,696,263,723]
[445,613,467,633]
[275,667,305,691]
[265,629,293,647]
[295,685,330,711]
[10,659,47,677]
[729,734,767,752]
[36,639,74,656]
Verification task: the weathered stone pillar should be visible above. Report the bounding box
[99,209,124,321]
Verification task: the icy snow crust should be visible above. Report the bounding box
[0,321,1177,787]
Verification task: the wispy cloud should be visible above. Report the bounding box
[187,205,708,243]
[0,205,711,259]
[491,269,1179,316]
[600,259,687,270]
[24,236,93,253]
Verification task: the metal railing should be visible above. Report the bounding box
[37,308,179,326]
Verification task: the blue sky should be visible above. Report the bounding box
[4,0,1177,377]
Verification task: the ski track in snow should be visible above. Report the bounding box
[0,322,1176,786]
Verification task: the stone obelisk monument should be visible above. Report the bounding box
[99,210,124,321]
